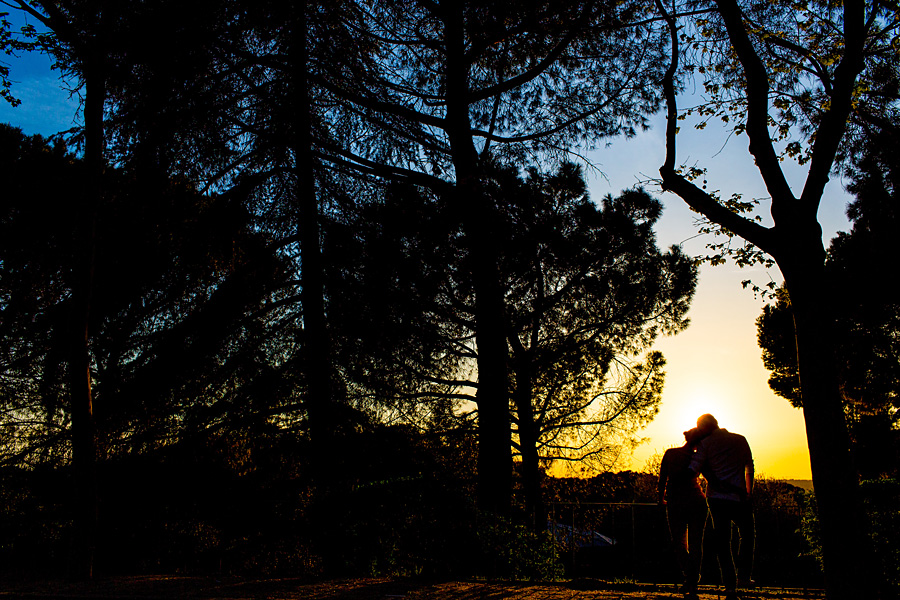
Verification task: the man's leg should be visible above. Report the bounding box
[734,500,755,586]
[708,499,737,592]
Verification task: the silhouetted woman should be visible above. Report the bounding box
[658,427,709,600]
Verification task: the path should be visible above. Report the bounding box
[0,577,826,600]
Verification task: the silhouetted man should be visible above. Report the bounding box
[690,413,754,600]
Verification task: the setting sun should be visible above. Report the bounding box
[614,236,814,480]
[672,390,738,434]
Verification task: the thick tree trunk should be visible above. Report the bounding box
[444,4,512,517]
[459,180,513,517]
[657,0,875,590]
[779,247,875,599]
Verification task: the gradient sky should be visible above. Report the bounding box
[2,23,854,481]
[587,112,852,480]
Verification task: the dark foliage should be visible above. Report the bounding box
[7,0,894,588]
[0,420,483,578]
[544,473,821,586]
[0,124,293,465]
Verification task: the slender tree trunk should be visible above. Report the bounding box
[513,360,544,530]
[67,308,97,581]
[443,4,512,517]
[68,41,105,581]
[465,200,513,517]
[292,1,335,451]
[290,8,353,573]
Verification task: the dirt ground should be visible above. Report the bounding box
[0,577,827,600]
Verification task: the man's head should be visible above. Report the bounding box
[697,413,719,434]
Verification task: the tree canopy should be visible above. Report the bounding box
[0,123,292,466]
[0,0,696,576]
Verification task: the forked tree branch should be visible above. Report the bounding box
[655,0,775,253]
[714,0,796,206]
[799,0,867,208]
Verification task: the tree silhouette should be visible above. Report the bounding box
[0,0,727,577]
[3,0,117,576]
[311,0,667,515]
[326,160,697,528]
[0,123,290,574]
[654,0,899,596]
[493,164,696,526]
[757,123,900,481]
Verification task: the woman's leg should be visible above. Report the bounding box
[685,502,709,591]
[667,504,691,582]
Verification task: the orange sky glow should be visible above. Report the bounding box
[631,269,813,480]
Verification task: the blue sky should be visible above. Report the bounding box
[587,109,851,478]
[1,9,78,135]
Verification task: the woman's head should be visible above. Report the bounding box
[683,427,705,447]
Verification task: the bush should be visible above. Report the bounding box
[862,478,900,596]
[801,478,899,597]
[474,513,564,581]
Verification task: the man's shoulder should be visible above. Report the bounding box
[717,428,747,441]
[700,428,729,444]
[703,428,751,451]
[726,429,750,445]
[716,429,753,458]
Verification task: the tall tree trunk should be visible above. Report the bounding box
[290,5,352,573]
[68,40,105,581]
[292,1,335,453]
[513,359,544,529]
[67,300,97,581]
[778,237,875,599]
[655,0,875,591]
[443,4,512,517]
[465,199,513,517]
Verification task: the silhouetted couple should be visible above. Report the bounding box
[657,414,755,600]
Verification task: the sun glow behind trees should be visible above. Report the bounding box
[589,108,853,480]
[2,4,857,484]
[0,29,827,483]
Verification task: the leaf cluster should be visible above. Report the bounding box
[674,0,900,166]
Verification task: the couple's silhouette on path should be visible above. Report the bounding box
[658,414,755,600]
